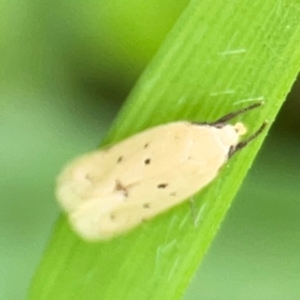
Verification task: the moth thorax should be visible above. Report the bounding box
[234,122,247,136]
[218,123,247,148]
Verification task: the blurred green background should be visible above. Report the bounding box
[1,1,299,299]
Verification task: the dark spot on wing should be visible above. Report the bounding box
[85,173,92,182]
[143,203,150,209]
[170,192,176,196]
[117,156,123,163]
[115,180,128,197]
[157,183,168,189]
[144,158,151,165]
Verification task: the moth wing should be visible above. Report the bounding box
[68,154,224,241]
[69,196,151,241]
[56,122,193,213]
[58,122,231,240]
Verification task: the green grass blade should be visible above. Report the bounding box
[29,0,300,299]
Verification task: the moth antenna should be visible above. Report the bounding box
[211,102,264,125]
[228,121,268,158]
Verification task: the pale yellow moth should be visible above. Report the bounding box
[56,103,266,241]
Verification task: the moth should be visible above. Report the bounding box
[56,102,266,241]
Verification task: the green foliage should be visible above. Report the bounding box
[29,0,300,299]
